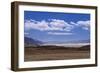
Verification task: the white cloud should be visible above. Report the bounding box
[48,32,74,35]
[50,19,74,31]
[70,21,76,25]
[82,27,89,30]
[24,19,74,31]
[24,32,29,35]
[50,19,66,28]
[25,19,90,32]
[73,20,90,30]
[24,20,49,31]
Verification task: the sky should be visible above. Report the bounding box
[24,11,90,42]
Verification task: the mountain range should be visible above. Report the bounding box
[45,40,90,44]
[24,37,90,46]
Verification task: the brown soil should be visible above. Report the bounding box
[24,45,90,61]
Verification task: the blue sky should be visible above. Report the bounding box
[24,11,90,42]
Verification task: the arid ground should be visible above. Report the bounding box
[24,45,90,61]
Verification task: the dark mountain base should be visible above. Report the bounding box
[24,45,90,61]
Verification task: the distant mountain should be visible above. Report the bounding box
[24,37,43,46]
[45,39,90,44]
[68,39,90,43]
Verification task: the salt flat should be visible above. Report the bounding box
[42,43,90,47]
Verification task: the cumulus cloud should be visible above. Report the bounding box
[70,20,90,30]
[49,19,74,31]
[77,20,90,30]
[24,19,74,31]
[24,20,49,31]
[48,32,74,35]
[24,19,90,36]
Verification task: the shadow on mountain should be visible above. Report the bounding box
[24,37,43,46]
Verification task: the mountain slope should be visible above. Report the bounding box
[24,37,43,46]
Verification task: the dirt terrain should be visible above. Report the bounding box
[24,45,90,61]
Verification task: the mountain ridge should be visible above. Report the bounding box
[24,37,90,46]
[24,37,43,46]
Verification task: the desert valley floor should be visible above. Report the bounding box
[24,45,90,61]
